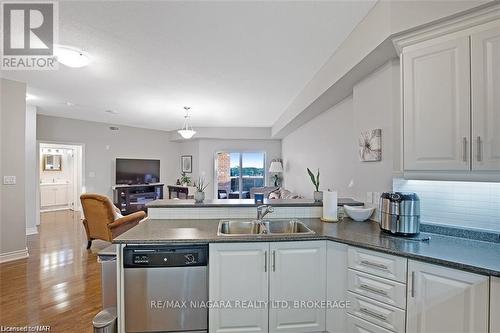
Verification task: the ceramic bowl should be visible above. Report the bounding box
[343,205,375,222]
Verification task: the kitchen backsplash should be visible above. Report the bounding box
[393,179,500,232]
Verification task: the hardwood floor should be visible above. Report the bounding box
[0,210,110,332]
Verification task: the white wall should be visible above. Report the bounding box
[282,60,400,203]
[25,106,37,235]
[36,115,179,197]
[0,79,28,261]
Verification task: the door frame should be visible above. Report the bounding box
[36,141,85,223]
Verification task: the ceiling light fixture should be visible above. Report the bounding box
[177,106,196,139]
[105,109,119,114]
[54,45,91,68]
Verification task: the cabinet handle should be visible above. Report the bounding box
[477,136,482,162]
[463,137,468,162]
[360,284,388,296]
[360,260,388,270]
[360,307,387,321]
[264,251,267,273]
[411,271,415,298]
[272,250,276,272]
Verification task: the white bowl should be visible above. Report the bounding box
[343,205,375,222]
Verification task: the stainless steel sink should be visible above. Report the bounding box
[217,219,314,236]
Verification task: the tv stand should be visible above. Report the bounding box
[112,183,163,215]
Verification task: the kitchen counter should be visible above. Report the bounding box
[146,198,363,208]
[114,218,500,277]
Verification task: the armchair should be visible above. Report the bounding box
[80,193,146,249]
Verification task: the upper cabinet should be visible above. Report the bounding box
[471,25,500,171]
[403,35,471,171]
[396,8,500,177]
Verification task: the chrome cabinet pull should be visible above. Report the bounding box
[272,250,276,272]
[264,251,267,272]
[360,284,388,296]
[360,307,387,321]
[360,260,388,270]
[477,136,482,162]
[411,271,416,298]
[463,137,468,162]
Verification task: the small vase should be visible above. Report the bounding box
[194,191,205,203]
[313,191,323,202]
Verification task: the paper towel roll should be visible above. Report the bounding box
[322,190,338,222]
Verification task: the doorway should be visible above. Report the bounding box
[37,143,84,220]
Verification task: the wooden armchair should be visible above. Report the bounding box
[80,193,146,249]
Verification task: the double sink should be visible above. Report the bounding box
[218,219,315,236]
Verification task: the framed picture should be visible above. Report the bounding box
[359,129,382,162]
[181,155,192,173]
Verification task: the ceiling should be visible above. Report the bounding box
[2,1,376,131]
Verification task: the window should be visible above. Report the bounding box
[215,151,265,199]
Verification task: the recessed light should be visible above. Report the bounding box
[54,45,91,68]
[105,109,118,114]
[66,102,75,107]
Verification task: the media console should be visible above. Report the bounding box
[112,183,164,215]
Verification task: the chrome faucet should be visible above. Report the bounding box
[257,205,274,221]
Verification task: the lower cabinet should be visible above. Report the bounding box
[491,277,500,333]
[406,259,489,333]
[209,241,326,333]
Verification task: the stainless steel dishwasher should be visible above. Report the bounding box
[123,245,208,333]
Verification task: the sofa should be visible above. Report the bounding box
[250,186,303,200]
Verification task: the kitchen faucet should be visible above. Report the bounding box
[257,205,274,221]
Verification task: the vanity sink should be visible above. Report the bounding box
[217,219,314,236]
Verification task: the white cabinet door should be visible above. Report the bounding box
[209,243,269,333]
[326,242,348,333]
[55,185,68,205]
[269,241,326,333]
[407,260,488,333]
[403,35,471,171]
[40,186,56,207]
[471,25,500,171]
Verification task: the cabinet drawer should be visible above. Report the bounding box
[347,292,405,333]
[346,314,393,333]
[348,247,407,283]
[348,269,406,309]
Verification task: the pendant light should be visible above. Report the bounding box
[177,106,196,139]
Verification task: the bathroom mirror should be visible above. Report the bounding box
[43,154,62,171]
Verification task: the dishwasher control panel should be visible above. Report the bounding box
[123,245,208,268]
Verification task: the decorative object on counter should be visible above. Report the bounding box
[343,205,375,222]
[268,160,283,186]
[307,167,322,201]
[380,192,420,235]
[180,172,191,186]
[181,155,192,173]
[321,189,338,222]
[194,176,209,203]
[359,128,382,162]
[254,193,264,204]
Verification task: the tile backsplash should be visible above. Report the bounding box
[393,179,500,232]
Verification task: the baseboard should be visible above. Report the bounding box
[40,206,71,213]
[26,226,38,235]
[0,248,29,263]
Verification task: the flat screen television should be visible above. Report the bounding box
[115,158,160,185]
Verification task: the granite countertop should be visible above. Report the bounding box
[146,198,363,208]
[114,218,500,277]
